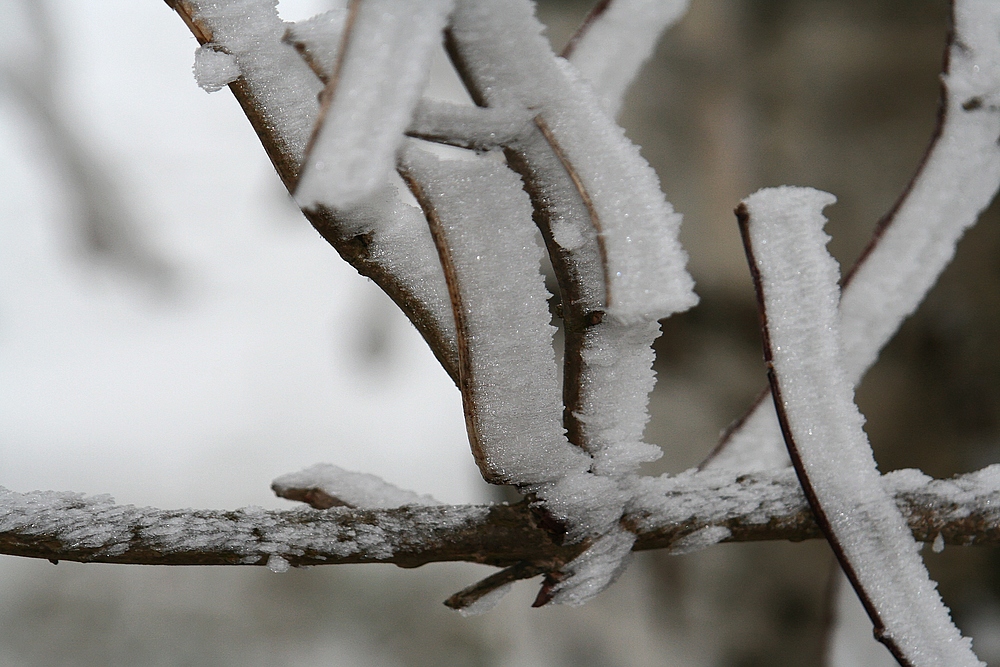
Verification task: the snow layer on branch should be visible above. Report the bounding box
[0,487,490,565]
[295,0,455,209]
[447,0,694,479]
[744,186,981,667]
[192,44,241,92]
[398,144,589,486]
[190,0,323,164]
[839,0,1000,383]
[708,0,1000,473]
[272,464,442,509]
[565,0,689,118]
[450,0,696,323]
[408,100,533,151]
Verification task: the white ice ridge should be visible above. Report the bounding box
[744,186,982,667]
[450,0,696,324]
[295,0,455,209]
[190,0,324,164]
[446,0,695,479]
[271,464,441,509]
[565,0,689,118]
[192,44,241,92]
[708,0,1000,473]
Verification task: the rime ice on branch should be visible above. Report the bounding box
[740,187,982,667]
[178,0,460,378]
[447,0,696,483]
[87,0,1000,637]
[706,0,1000,473]
[272,463,442,509]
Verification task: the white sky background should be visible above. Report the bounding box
[0,0,484,510]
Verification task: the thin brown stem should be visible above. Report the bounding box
[560,0,613,59]
[444,561,561,611]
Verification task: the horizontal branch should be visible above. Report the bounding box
[2,466,997,568]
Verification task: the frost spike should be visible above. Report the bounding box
[740,186,981,667]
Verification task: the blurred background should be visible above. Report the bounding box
[1,0,997,665]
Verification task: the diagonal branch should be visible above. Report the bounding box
[562,0,690,118]
[702,0,1000,472]
[738,186,981,666]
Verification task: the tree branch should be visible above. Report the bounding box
[165,0,461,383]
[3,466,998,568]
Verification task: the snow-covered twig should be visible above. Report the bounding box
[294,0,454,209]
[446,0,695,476]
[739,186,981,666]
[167,0,460,380]
[703,0,1000,473]
[562,0,689,118]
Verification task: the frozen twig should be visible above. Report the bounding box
[441,0,696,604]
[739,186,981,666]
[446,0,695,478]
[271,463,442,509]
[1,465,999,570]
[703,0,1000,472]
[407,100,532,151]
[398,144,592,489]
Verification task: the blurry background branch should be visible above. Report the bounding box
[0,0,175,290]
